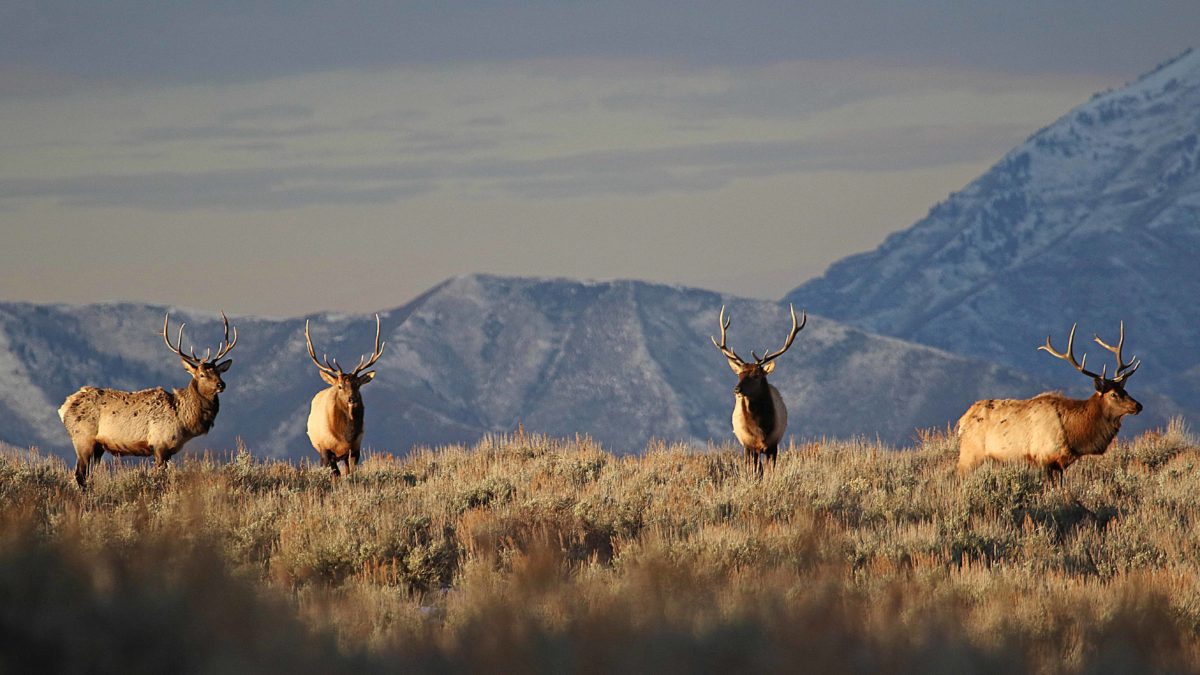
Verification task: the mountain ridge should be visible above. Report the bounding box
[0,274,1058,459]
[786,49,1200,417]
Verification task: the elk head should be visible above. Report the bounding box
[1039,321,1142,417]
[711,304,806,397]
[304,314,386,411]
[162,312,238,397]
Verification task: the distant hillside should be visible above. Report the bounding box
[787,50,1200,418]
[0,275,1046,459]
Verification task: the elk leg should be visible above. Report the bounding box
[319,450,341,477]
[73,438,98,488]
[765,444,778,471]
[347,448,359,475]
[1044,463,1064,487]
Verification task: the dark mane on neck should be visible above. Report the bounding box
[1059,393,1121,456]
[746,388,776,436]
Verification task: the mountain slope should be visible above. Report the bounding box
[787,50,1200,412]
[0,275,1049,459]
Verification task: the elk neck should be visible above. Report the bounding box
[344,395,365,439]
[1060,393,1124,456]
[173,378,221,437]
[328,388,365,439]
[738,382,778,438]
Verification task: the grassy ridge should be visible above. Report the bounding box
[2,423,1199,673]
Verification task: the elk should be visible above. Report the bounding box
[58,312,238,488]
[304,314,385,476]
[956,322,1142,483]
[711,304,806,476]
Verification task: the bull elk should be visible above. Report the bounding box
[304,315,385,476]
[711,304,806,476]
[58,313,238,488]
[956,322,1142,483]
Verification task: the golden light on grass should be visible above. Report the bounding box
[1,421,1198,671]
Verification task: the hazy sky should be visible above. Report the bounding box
[2,2,1195,316]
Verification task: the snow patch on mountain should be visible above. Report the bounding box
[787,50,1200,426]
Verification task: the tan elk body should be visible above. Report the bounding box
[711,304,806,476]
[304,315,385,476]
[957,322,1142,482]
[58,313,237,488]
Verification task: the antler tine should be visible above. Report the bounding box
[351,314,386,376]
[162,314,201,366]
[209,311,238,362]
[1039,322,1104,380]
[1093,321,1140,383]
[1113,358,1141,382]
[757,304,807,364]
[305,319,341,376]
[710,305,747,365]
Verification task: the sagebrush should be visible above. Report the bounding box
[2,422,1199,673]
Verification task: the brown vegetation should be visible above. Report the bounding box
[2,421,1199,673]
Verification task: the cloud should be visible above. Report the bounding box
[216,104,314,124]
[465,115,506,127]
[0,122,1026,209]
[129,123,335,144]
[1,1,1195,94]
[0,167,435,210]
[0,54,1104,214]
[347,108,430,132]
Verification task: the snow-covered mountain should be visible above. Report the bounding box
[787,50,1200,418]
[1,275,1046,459]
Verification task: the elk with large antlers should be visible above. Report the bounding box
[58,313,238,488]
[304,315,385,476]
[957,322,1143,483]
[711,304,806,476]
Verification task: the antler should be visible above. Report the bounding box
[751,304,806,365]
[350,314,386,376]
[1039,323,1105,380]
[305,314,386,377]
[305,319,341,376]
[1093,321,1140,383]
[162,311,237,365]
[163,314,201,367]
[210,312,238,362]
[711,304,806,366]
[710,305,747,365]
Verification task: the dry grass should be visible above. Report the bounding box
[2,421,1200,673]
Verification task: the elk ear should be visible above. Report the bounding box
[761,360,776,375]
[181,359,199,375]
[319,370,339,386]
[356,371,377,386]
[726,358,742,374]
[1093,377,1108,393]
[215,359,233,373]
